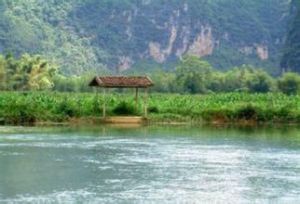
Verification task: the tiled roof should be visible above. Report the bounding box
[89,76,154,88]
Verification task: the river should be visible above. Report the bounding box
[0,125,300,203]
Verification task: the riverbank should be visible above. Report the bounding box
[1,92,300,125]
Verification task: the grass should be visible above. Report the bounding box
[0,91,300,125]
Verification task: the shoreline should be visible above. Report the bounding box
[2,116,300,128]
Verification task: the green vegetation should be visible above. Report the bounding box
[0,54,56,91]
[0,0,299,127]
[175,56,213,94]
[148,93,300,123]
[138,56,300,95]
[1,92,300,125]
[1,54,300,124]
[0,0,290,73]
[278,73,300,95]
[2,54,300,96]
[112,101,137,116]
[0,0,107,74]
[281,0,300,72]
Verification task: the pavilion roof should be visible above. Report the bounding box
[89,76,154,88]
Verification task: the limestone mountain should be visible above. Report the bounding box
[281,0,300,73]
[0,0,292,74]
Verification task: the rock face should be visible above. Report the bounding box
[149,26,178,63]
[187,26,214,58]
[0,0,292,73]
[239,45,269,61]
[256,45,269,61]
[149,25,215,63]
[71,0,290,71]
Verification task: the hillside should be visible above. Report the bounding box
[0,0,291,75]
[281,0,300,73]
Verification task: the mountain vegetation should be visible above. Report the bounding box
[0,0,291,75]
[281,0,300,73]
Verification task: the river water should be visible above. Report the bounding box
[0,125,300,203]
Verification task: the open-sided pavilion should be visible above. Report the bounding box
[89,76,154,120]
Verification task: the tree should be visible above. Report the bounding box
[150,68,176,93]
[175,56,213,94]
[221,65,274,93]
[207,71,225,93]
[223,67,248,92]
[278,72,300,95]
[0,53,56,91]
[245,69,275,93]
[0,55,6,89]
[24,55,57,90]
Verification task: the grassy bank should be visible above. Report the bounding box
[0,92,300,125]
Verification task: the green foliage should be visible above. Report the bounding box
[149,68,176,93]
[58,97,77,118]
[92,96,102,115]
[236,105,258,120]
[281,0,300,72]
[277,72,300,95]
[246,69,275,93]
[175,56,213,94]
[145,57,276,94]
[148,106,159,113]
[0,0,107,75]
[147,92,300,123]
[0,53,286,96]
[1,92,300,124]
[112,101,136,116]
[53,73,95,92]
[0,53,56,91]
[0,0,291,73]
[0,55,6,89]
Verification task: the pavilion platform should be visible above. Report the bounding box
[102,116,146,124]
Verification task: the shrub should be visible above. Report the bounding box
[148,106,159,113]
[278,73,300,95]
[112,101,136,115]
[246,70,274,93]
[57,98,76,117]
[92,96,102,114]
[236,105,258,120]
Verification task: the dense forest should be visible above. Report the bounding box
[0,0,291,75]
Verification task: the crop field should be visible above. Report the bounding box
[0,92,300,124]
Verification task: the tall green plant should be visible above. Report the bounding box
[175,56,213,94]
[278,72,300,95]
[0,53,56,91]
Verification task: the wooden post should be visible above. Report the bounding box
[96,87,99,116]
[135,87,139,113]
[144,88,148,118]
[103,88,106,118]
